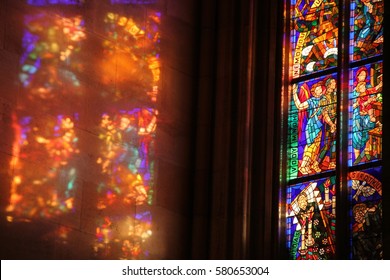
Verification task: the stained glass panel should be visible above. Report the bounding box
[348,62,383,166]
[290,0,338,78]
[288,74,337,180]
[286,177,336,259]
[348,167,382,259]
[350,0,384,61]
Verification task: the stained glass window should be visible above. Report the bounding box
[284,0,383,259]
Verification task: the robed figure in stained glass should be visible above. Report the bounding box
[352,66,382,164]
[318,77,337,169]
[353,0,384,60]
[287,180,336,259]
[293,80,335,175]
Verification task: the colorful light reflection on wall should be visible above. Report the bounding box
[290,0,338,78]
[94,211,152,259]
[7,114,79,220]
[96,109,156,209]
[101,10,160,103]
[19,13,86,98]
[94,6,160,259]
[286,177,336,260]
[7,10,86,222]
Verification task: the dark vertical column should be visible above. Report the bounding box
[207,0,234,259]
[207,0,253,259]
[0,0,21,259]
[191,0,258,259]
[250,0,282,259]
[190,0,216,259]
[382,0,390,260]
[336,0,350,260]
[156,0,198,259]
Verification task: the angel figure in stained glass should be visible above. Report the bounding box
[292,81,326,174]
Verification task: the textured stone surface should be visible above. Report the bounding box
[0,0,196,260]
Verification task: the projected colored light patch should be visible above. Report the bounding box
[102,11,160,103]
[7,9,85,223]
[349,62,382,166]
[7,114,79,220]
[287,74,338,180]
[94,211,152,259]
[286,177,336,260]
[350,0,384,61]
[19,13,86,98]
[96,109,156,209]
[291,0,338,78]
[348,167,382,259]
[93,5,160,259]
